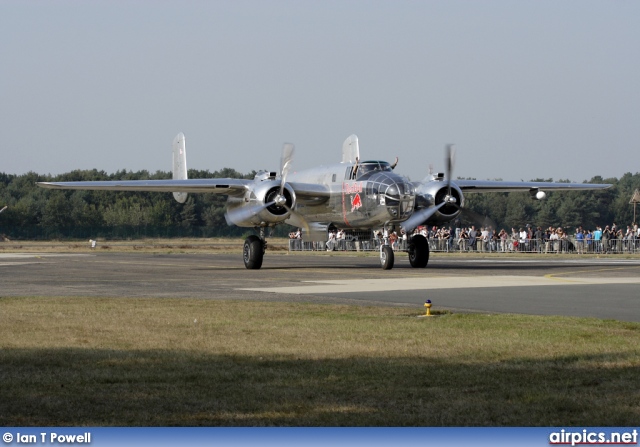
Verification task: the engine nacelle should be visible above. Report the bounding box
[226,180,297,227]
[413,181,464,224]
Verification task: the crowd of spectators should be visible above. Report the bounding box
[407,222,640,254]
[290,221,640,254]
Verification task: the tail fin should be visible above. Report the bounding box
[341,134,359,163]
[172,132,188,203]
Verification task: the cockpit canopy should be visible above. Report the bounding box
[356,160,392,179]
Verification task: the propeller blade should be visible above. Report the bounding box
[445,144,455,180]
[401,202,446,233]
[279,143,295,196]
[283,204,310,234]
[225,201,275,226]
[445,144,455,197]
[460,207,497,231]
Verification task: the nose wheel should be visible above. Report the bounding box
[380,245,394,270]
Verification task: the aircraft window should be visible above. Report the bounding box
[356,162,392,179]
[345,167,354,180]
[332,174,336,182]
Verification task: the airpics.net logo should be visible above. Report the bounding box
[549,429,638,446]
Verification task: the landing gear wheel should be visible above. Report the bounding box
[380,245,394,270]
[243,235,264,269]
[409,234,429,268]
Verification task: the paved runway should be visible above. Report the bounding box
[1,251,639,322]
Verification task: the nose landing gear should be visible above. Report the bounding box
[380,245,394,270]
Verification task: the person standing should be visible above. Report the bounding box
[602,226,611,253]
[480,227,489,252]
[535,226,544,253]
[550,228,559,253]
[468,226,478,252]
[458,227,469,252]
[575,228,584,254]
[499,229,508,252]
[519,228,528,252]
[593,226,602,253]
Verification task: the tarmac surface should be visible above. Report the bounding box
[1,251,640,322]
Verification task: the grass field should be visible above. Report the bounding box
[2,297,640,426]
[0,237,285,254]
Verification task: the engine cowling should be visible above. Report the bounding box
[226,180,297,227]
[413,181,464,224]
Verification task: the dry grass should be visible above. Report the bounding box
[0,238,288,254]
[2,297,640,426]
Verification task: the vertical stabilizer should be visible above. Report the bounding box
[341,134,359,163]
[172,132,188,203]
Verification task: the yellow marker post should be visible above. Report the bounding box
[424,300,433,317]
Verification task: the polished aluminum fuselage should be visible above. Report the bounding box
[286,162,415,229]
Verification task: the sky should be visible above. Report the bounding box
[2,0,639,183]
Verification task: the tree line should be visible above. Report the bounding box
[462,173,639,231]
[0,169,638,240]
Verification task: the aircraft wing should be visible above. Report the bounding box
[455,180,612,193]
[37,178,251,197]
[37,179,333,203]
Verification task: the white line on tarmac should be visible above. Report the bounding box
[0,262,44,266]
[462,258,640,265]
[239,276,640,295]
[0,253,93,259]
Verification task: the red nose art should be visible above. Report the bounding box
[351,193,362,211]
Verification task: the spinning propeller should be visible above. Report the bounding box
[402,145,495,232]
[225,143,309,230]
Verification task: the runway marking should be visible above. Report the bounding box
[240,275,640,295]
[545,266,640,279]
[0,262,44,266]
[0,253,93,259]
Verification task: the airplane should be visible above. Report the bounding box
[37,133,611,270]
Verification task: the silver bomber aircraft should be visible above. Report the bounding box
[38,133,611,270]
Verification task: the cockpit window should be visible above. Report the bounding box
[356,161,392,178]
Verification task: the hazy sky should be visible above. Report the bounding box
[2,0,639,183]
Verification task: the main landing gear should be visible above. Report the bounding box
[243,228,266,269]
[408,234,429,268]
[378,233,430,270]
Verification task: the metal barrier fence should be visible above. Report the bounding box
[289,236,640,254]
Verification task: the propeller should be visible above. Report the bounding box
[276,142,311,230]
[445,144,496,230]
[225,143,294,226]
[225,143,311,231]
[403,144,496,232]
[401,202,446,233]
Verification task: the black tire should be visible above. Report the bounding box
[409,234,429,268]
[243,235,264,269]
[380,245,394,270]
